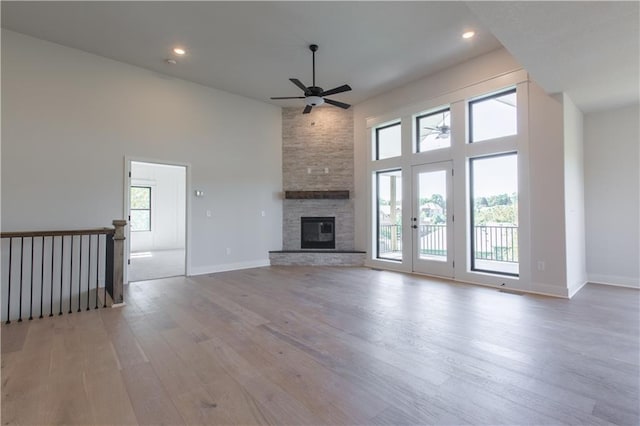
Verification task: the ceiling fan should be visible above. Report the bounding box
[270,44,352,114]
[422,110,450,139]
[422,123,450,139]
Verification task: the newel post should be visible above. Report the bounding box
[112,219,127,305]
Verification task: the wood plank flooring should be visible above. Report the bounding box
[2,266,639,425]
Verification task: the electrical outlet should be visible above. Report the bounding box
[206,210,212,217]
[261,210,266,217]
[537,261,546,271]
[226,248,231,255]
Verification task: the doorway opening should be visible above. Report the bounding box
[127,161,187,282]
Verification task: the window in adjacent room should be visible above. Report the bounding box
[130,186,151,232]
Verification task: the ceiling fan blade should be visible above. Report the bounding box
[270,96,306,100]
[290,78,308,93]
[303,105,312,114]
[324,98,351,109]
[320,84,352,97]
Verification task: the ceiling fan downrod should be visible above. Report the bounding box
[310,44,318,88]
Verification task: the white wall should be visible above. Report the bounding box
[584,104,640,288]
[130,162,186,252]
[1,30,283,277]
[527,84,568,295]
[561,94,587,296]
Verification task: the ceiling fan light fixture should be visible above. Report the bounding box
[270,43,351,114]
[305,96,324,107]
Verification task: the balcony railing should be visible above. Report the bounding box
[377,224,518,264]
[378,224,447,257]
[418,224,447,257]
[378,224,402,255]
[473,225,518,263]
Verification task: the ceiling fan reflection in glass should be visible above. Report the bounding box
[417,108,451,152]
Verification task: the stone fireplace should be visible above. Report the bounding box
[269,107,364,266]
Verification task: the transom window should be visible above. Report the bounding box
[416,108,451,152]
[130,186,151,232]
[469,89,517,143]
[375,122,401,160]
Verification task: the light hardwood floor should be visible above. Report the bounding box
[128,249,186,282]
[2,266,639,425]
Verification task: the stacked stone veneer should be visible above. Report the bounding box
[282,107,354,193]
[279,107,358,259]
[284,199,354,250]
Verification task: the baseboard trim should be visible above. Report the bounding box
[189,259,270,276]
[475,280,569,298]
[588,274,640,289]
[567,280,589,298]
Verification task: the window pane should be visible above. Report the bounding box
[131,187,150,209]
[377,170,402,260]
[131,210,150,232]
[470,154,519,276]
[417,109,451,152]
[417,170,447,261]
[470,90,517,143]
[376,123,401,160]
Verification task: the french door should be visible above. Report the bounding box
[411,161,454,277]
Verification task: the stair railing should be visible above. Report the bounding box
[1,220,126,323]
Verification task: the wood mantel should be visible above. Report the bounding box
[285,190,349,200]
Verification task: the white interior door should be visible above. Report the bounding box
[412,161,454,278]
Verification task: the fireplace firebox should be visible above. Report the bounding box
[301,217,335,249]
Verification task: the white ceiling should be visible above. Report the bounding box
[2,2,638,113]
[467,1,639,113]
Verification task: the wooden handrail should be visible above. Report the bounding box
[1,228,115,238]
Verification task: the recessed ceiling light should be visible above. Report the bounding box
[165,58,177,65]
[462,31,475,39]
[173,47,186,55]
